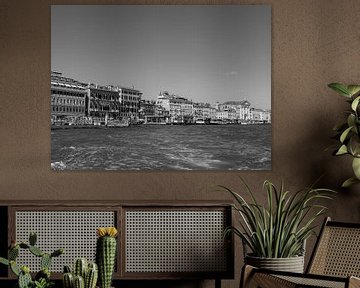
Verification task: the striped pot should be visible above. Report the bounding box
[245,254,305,273]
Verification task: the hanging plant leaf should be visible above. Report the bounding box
[351,96,360,111]
[349,135,360,157]
[342,177,360,188]
[340,127,353,143]
[328,83,351,97]
[336,145,348,155]
[347,114,356,128]
[347,85,360,97]
[352,157,360,179]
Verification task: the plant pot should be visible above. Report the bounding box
[245,254,305,273]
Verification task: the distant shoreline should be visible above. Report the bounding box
[51,122,271,130]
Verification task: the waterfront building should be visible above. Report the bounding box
[237,100,251,122]
[118,87,142,121]
[86,84,121,125]
[250,108,271,123]
[193,103,213,123]
[139,99,156,117]
[221,100,251,122]
[217,103,237,123]
[156,91,194,124]
[139,99,170,124]
[264,109,271,123]
[51,71,87,125]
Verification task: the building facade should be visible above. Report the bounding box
[51,71,87,125]
[118,87,142,121]
[156,91,194,124]
[250,108,271,123]
[86,84,122,125]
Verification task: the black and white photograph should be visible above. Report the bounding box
[51,5,271,171]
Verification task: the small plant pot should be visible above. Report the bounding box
[245,254,305,273]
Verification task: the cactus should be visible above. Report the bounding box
[96,227,118,288]
[85,262,98,288]
[74,258,87,279]
[63,272,74,288]
[51,248,64,258]
[64,265,72,273]
[29,232,37,246]
[41,253,52,270]
[63,259,98,288]
[29,245,44,257]
[0,257,9,266]
[9,246,19,260]
[18,270,32,288]
[0,232,63,288]
[10,260,21,276]
[74,275,85,288]
[35,268,51,281]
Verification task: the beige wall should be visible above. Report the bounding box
[1,1,360,287]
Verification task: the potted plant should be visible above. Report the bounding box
[220,178,334,273]
[62,258,98,288]
[0,232,64,288]
[96,227,118,288]
[328,83,360,187]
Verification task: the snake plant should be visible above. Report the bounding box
[221,178,335,258]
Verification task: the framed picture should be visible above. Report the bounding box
[51,5,271,171]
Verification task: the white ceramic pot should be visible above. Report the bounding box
[245,254,305,273]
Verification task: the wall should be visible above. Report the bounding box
[1,0,360,287]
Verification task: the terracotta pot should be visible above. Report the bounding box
[245,254,305,273]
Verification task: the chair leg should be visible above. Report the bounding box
[240,265,255,288]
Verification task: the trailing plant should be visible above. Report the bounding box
[62,258,98,288]
[0,232,63,288]
[328,83,360,187]
[220,178,335,258]
[96,227,118,288]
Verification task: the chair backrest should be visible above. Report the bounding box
[307,217,360,277]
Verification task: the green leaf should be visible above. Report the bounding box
[222,179,335,258]
[342,177,360,188]
[340,126,353,143]
[328,83,351,97]
[347,114,356,128]
[352,157,360,179]
[10,261,20,276]
[349,135,360,156]
[336,144,348,155]
[347,85,360,97]
[0,257,9,266]
[351,96,360,111]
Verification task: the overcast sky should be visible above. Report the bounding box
[51,5,271,109]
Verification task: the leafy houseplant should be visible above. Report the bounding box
[328,83,360,187]
[0,232,63,288]
[221,179,334,272]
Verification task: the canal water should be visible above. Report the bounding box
[51,124,271,170]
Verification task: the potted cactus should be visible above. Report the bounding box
[96,227,118,288]
[62,258,98,288]
[0,232,64,288]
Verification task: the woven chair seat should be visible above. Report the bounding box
[241,218,360,288]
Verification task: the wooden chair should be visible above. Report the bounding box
[241,217,360,288]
